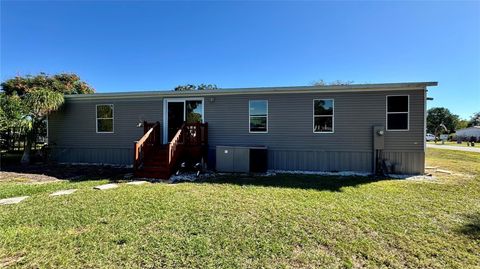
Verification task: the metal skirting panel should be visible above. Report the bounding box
[211,148,424,174]
[50,147,424,175]
[380,151,425,174]
[50,147,133,165]
[268,150,373,173]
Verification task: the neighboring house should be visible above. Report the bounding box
[455,126,480,140]
[48,81,437,178]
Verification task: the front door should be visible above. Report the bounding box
[165,99,204,143]
[168,102,185,141]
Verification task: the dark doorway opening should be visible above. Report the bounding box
[168,102,184,141]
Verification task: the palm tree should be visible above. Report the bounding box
[1,73,94,165]
[20,88,64,164]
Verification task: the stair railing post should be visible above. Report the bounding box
[133,141,139,171]
[156,121,160,146]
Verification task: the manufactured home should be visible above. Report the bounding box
[455,126,480,141]
[48,82,437,178]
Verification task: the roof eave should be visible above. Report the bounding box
[64,81,438,100]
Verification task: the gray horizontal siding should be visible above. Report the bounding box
[49,98,164,148]
[48,88,426,174]
[205,90,425,152]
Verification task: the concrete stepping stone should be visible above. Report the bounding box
[50,189,77,196]
[94,183,119,190]
[436,169,453,175]
[126,181,149,185]
[0,196,29,205]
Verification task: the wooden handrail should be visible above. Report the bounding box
[167,123,185,165]
[166,122,209,175]
[137,125,156,146]
[170,123,185,145]
[133,121,160,171]
[134,121,208,179]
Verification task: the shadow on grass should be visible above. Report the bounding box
[459,213,480,240]
[197,173,382,192]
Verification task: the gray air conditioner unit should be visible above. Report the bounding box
[216,146,267,173]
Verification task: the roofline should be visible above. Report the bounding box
[457,126,480,130]
[65,81,438,100]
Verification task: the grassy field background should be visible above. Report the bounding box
[0,149,479,268]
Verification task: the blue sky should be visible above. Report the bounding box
[1,1,479,119]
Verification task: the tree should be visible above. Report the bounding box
[312,79,354,86]
[174,84,196,91]
[20,89,64,163]
[0,93,28,132]
[427,107,460,134]
[174,84,217,91]
[468,112,480,127]
[456,119,469,130]
[1,73,95,164]
[1,73,94,96]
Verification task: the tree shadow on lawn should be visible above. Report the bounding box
[458,213,480,240]
[197,174,383,192]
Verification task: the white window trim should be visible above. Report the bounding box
[96,104,114,133]
[313,99,334,134]
[162,98,205,144]
[249,100,268,134]
[386,95,409,131]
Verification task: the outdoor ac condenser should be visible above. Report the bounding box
[216,146,267,173]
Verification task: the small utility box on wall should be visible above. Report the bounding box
[216,146,268,173]
[373,125,385,175]
[373,126,385,150]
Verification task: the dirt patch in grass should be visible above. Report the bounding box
[0,164,131,183]
[0,253,25,267]
[0,171,62,183]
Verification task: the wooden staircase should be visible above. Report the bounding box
[133,121,208,179]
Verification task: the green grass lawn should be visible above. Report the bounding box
[1,149,479,268]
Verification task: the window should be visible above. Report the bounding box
[313,99,334,133]
[96,104,114,133]
[186,100,203,124]
[386,96,409,131]
[249,100,268,133]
